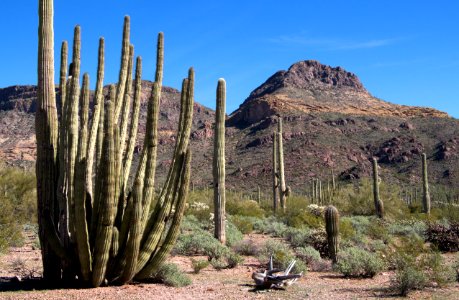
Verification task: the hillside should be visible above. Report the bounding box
[1,60,459,194]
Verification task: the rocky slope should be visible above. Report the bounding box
[1,60,459,195]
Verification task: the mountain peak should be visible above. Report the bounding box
[229,60,448,127]
[248,60,366,101]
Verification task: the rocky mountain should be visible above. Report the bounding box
[1,60,459,195]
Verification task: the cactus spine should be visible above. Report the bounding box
[325,205,339,263]
[372,158,384,219]
[37,4,194,286]
[422,153,431,214]
[213,78,226,244]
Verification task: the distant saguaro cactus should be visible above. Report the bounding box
[213,78,226,244]
[276,116,290,212]
[272,131,279,211]
[37,2,194,287]
[372,158,384,219]
[422,153,431,214]
[325,205,339,263]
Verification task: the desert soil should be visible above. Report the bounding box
[1,230,458,299]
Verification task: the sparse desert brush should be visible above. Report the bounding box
[233,239,258,256]
[226,198,265,218]
[257,239,307,274]
[152,263,192,287]
[334,247,384,278]
[191,258,209,274]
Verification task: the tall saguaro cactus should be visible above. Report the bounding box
[37,1,194,287]
[325,205,339,263]
[372,158,384,219]
[213,79,226,244]
[272,131,279,211]
[274,116,290,212]
[422,153,431,214]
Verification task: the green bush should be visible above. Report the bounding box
[226,221,243,247]
[295,246,328,271]
[191,258,209,274]
[153,263,192,287]
[334,247,384,278]
[393,255,427,297]
[230,215,256,234]
[257,240,307,274]
[233,240,258,256]
[226,198,264,218]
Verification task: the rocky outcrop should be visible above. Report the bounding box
[228,60,449,127]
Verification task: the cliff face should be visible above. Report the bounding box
[1,60,458,192]
[228,60,448,127]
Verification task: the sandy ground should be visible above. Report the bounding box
[1,231,459,299]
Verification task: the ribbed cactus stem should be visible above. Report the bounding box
[136,149,191,279]
[74,73,91,280]
[123,56,142,194]
[92,86,116,288]
[86,37,105,200]
[272,131,279,211]
[372,158,384,219]
[59,41,68,114]
[37,0,64,280]
[277,116,287,211]
[213,78,226,244]
[325,205,339,263]
[155,32,163,85]
[67,25,81,239]
[57,41,69,250]
[422,153,431,214]
[114,16,130,121]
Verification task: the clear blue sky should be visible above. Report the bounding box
[1,1,458,117]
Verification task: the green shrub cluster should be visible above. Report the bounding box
[152,263,192,287]
[334,247,384,278]
[257,240,307,274]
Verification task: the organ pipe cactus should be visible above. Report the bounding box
[372,158,384,219]
[422,153,431,214]
[213,78,226,244]
[37,1,193,286]
[325,205,339,263]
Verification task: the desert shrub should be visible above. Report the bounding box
[226,221,244,247]
[257,240,307,274]
[296,246,327,271]
[334,247,384,278]
[226,199,264,218]
[339,217,356,240]
[304,229,328,257]
[227,252,244,268]
[284,209,324,229]
[423,251,456,287]
[230,215,256,234]
[284,227,310,248]
[191,258,209,274]
[233,240,258,256]
[333,179,408,219]
[366,219,391,243]
[252,216,289,237]
[393,255,427,296]
[388,220,427,238]
[426,221,459,252]
[153,263,192,287]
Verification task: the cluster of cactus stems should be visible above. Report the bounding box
[272,116,290,212]
[372,158,384,219]
[37,0,193,286]
[213,79,226,244]
[325,205,339,263]
[310,175,336,205]
[422,153,431,214]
